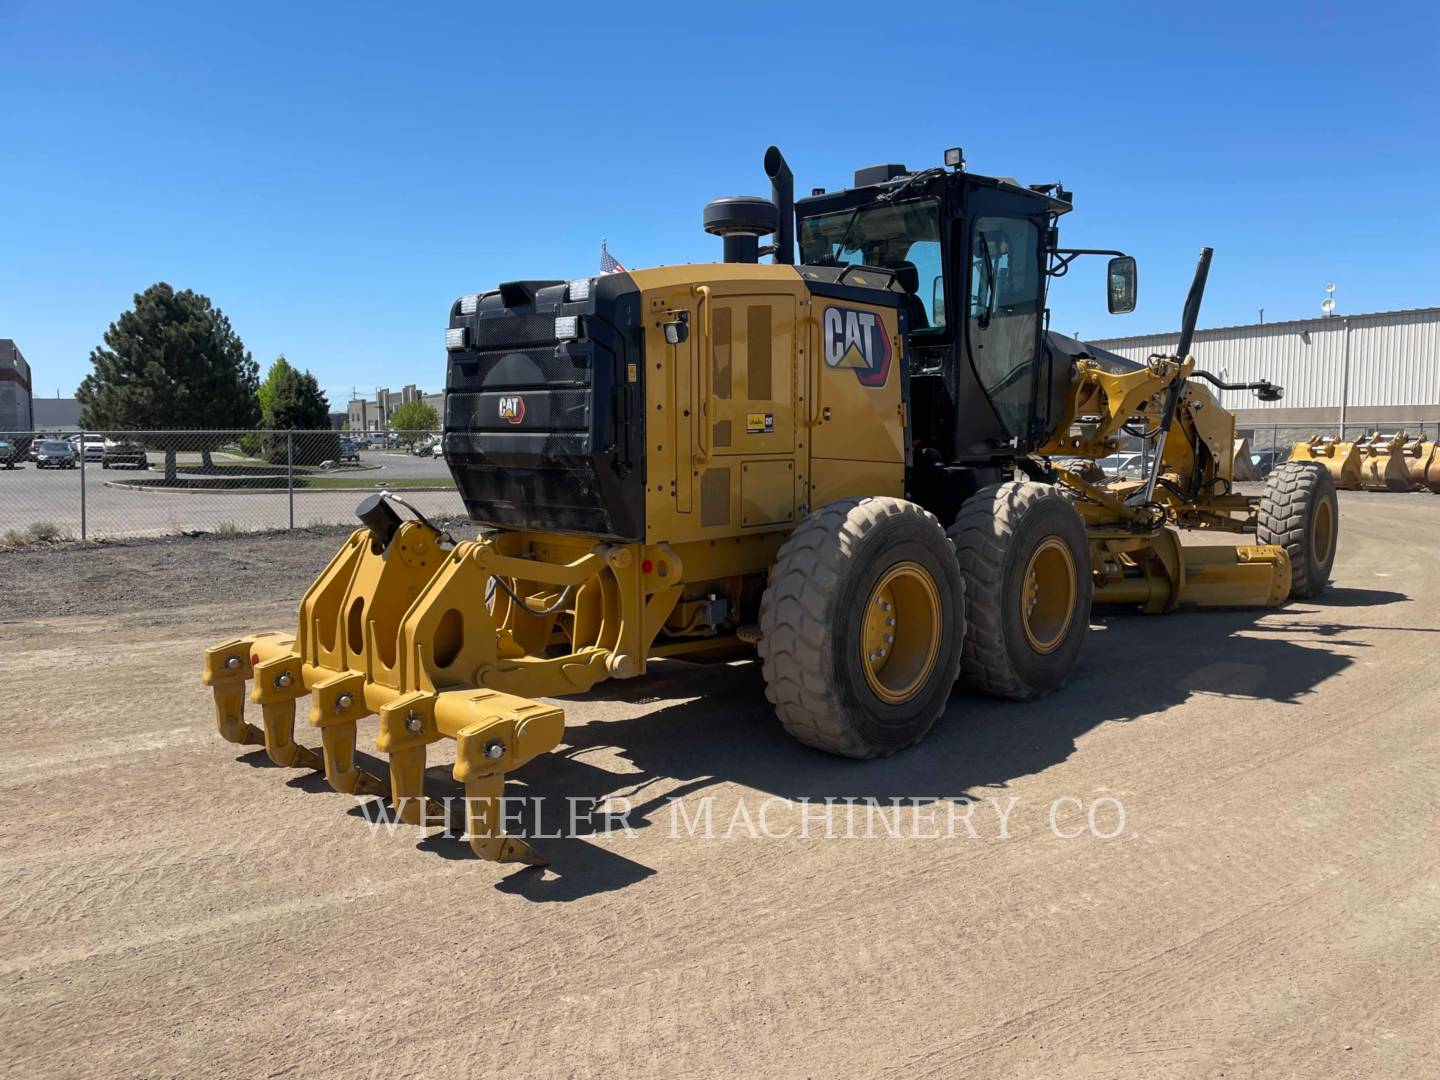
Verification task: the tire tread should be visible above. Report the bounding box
[758,497,961,759]
[947,481,1089,700]
[1256,460,1336,599]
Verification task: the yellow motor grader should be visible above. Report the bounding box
[204,145,1339,863]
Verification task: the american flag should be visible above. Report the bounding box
[599,238,626,274]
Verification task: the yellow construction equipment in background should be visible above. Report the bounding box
[205,146,1342,863]
[1291,436,1362,489]
[1401,434,1434,489]
[1355,432,1411,491]
[1292,430,1440,493]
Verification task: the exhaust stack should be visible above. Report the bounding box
[764,145,794,264]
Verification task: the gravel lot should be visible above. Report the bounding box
[1,491,1437,1079]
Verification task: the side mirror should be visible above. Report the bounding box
[1107,256,1137,314]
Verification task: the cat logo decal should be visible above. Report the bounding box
[822,306,892,387]
[497,395,526,424]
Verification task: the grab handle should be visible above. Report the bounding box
[692,285,713,465]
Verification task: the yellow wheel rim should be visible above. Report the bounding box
[1020,537,1078,655]
[1311,497,1335,566]
[860,561,942,705]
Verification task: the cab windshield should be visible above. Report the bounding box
[798,198,946,330]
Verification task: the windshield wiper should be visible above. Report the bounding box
[825,204,866,266]
[977,233,996,329]
[817,168,945,268]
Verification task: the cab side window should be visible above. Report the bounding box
[968,216,1041,436]
[903,240,945,329]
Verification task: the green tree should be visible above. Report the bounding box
[256,355,294,421]
[76,283,260,480]
[263,367,340,465]
[388,400,440,446]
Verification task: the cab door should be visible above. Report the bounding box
[962,192,1049,450]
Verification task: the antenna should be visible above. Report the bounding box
[1322,282,1336,317]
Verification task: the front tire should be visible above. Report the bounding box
[759,497,965,759]
[948,481,1093,701]
[1256,461,1338,599]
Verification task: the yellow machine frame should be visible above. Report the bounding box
[204,268,1294,862]
[1038,353,1289,612]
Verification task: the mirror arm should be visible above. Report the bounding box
[1047,247,1128,278]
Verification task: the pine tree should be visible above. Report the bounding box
[76,283,259,479]
[264,367,339,465]
[257,355,295,422]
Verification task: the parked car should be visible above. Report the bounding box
[431,440,445,459]
[0,439,20,468]
[412,437,439,457]
[337,438,361,464]
[34,439,77,469]
[1095,452,1146,479]
[101,441,150,470]
[70,434,106,462]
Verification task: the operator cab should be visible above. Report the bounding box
[793,152,1136,516]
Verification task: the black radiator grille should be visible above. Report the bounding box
[449,346,590,390]
[443,269,643,540]
[446,389,590,432]
[469,313,559,348]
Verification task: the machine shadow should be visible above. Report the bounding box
[1296,586,1408,608]
[494,599,1376,891]
[234,591,1386,903]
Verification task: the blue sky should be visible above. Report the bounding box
[3,0,1437,404]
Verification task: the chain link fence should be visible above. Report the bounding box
[1241,420,1440,454]
[0,429,465,543]
[5,420,1439,544]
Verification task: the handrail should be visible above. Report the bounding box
[801,314,825,425]
[692,285,713,465]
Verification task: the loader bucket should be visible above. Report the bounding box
[1291,437,1361,490]
[202,514,570,864]
[1231,437,1260,481]
[1401,435,1433,489]
[1355,432,1413,492]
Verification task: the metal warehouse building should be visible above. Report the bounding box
[1091,307,1440,443]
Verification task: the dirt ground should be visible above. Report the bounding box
[1,494,1437,1079]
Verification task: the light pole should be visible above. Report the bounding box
[1322,284,1348,438]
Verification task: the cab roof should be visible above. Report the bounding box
[795,166,1074,219]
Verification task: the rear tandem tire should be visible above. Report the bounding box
[1256,461,1338,599]
[758,496,966,759]
[948,481,1093,701]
